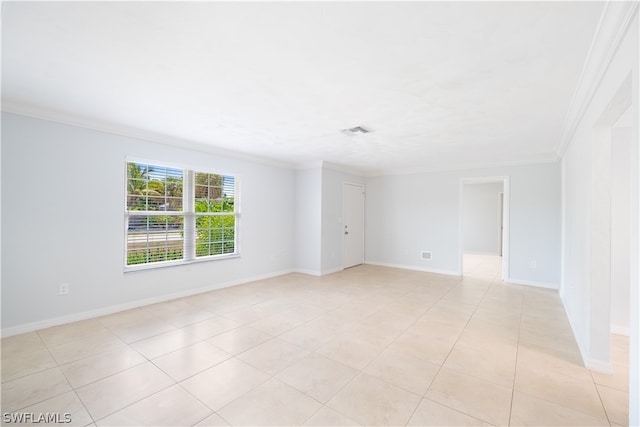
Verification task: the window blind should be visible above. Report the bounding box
[125,161,238,269]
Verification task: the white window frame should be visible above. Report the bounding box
[124,160,240,272]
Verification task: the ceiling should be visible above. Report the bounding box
[1,1,604,175]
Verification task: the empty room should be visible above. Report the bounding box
[1,1,639,426]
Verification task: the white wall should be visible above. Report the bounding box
[294,167,322,275]
[294,164,366,276]
[365,162,561,286]
[365,171,460,275]
[559,4,638,424]
[560,7,637,360]
[320,166,365,275]
[1,113,296,334]
[0,118,364,332]
[462,182,503,255]
[562,122,592,361]
[611,126,631,335]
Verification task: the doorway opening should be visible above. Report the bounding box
[459,177,510,281]
[611,105,631,339]
[608,105,632,386]
[588,76,633,374]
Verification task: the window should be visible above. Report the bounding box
[194,172,236,257]
[125,161,238,270]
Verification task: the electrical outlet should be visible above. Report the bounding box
[58,283,69,296]
[529,261,537,269]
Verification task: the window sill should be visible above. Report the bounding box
[124,253,240,273]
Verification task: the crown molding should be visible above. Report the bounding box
[293,160,324,171]
[1,102,563,178]
[364,156,560,177]
[556,1,639,157]
[1,102,297,171]
[293,160,367,177]
[320,160,367,177]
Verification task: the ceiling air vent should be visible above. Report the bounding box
[341,126,370,136]
[421,251,432,260]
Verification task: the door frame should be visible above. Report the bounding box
[458,176,510,280]
[586,76,633,372]
[342,182,365,269]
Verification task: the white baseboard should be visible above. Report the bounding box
[1,269,295,338]
[365,261,460,277]
[292,268,322,276]
[463,251,501,256]
[559,290,589,368]
[293,267,345,276]
[611,325,631,336]
[587,358,613,373]
[506,277,559,290]
[321,267,344,276]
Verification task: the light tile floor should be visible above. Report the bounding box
[1,261,630,426]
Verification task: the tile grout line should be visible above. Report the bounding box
[72,358,177,423]
[203,355,329,426]
[267,280,368,426]
[422,278,526,425]
[182,282,357,423]
[0,341,57,384]
[301,275,463,426]
[7,265,616,426]
[44,328,178,426]
[175,380,235,427]
[400,277,468,426]
[301,297,425,424]
[210,286,369,425]
[507,284,525,427]
[2,330,93,423]
[8,331,85,420]
[403,277,496,426]
[590,369,614,426]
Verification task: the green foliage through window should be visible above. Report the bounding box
[194,172,236,257]
[125,162,237,268]
[127,163,183,212]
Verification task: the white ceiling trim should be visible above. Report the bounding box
[321,161,365,177]
[4,102,562,178]
[294,160,324,171]
[364,157,560,177]
[2,2,603,175]
[556,1,639,157]
[293,161,365,177]
[1,101,296,171]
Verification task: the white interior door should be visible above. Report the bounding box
[343,183,364,268]
[499,193,504,256]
